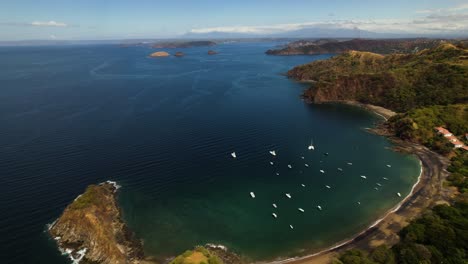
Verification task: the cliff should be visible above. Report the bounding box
[288,43,468,112]
[267,38,465,56]
[49,182,148,264]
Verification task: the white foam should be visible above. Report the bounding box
[206,243,228,251]
[100,180,121,191]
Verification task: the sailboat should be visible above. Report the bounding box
[231,152,237,158]
[298,208,305,212]
[289,225,294,229]
[272,203,277,208]
[250,192,255,198]
[317,205,322,211]
[285,193,292,199]
[272,213,278,218]
[308,139,315,150]
[269,150,276,156]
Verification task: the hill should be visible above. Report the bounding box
[267,39,467,55]
[287,43,468,112]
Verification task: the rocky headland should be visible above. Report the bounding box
[48,181,149,264]
[287,43,468,112]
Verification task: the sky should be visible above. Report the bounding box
[0,0,467,40]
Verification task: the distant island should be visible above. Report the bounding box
[150,51,170,57]
[266,38,468,55]
[122,40,217,49]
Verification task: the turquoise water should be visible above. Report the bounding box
[0,42,420,263]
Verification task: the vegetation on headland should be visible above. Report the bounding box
[267,38,468,56]
[287,43,468,263]
[170,247,223,264]
[288,43,468,112]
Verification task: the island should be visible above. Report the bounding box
[266,38,467,56]
[150,51,170,57]
[152,41,216,49]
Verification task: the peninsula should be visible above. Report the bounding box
[266,38,467,56]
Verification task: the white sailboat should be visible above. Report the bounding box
[231,152,237,158]
[301,184,306,187]
[308,139,315,150]
[347,162,353,165]
[360,175,367,179]
[304,163,309,167]
[320,169,325,173]
[289,225,294,229]
[270,161,274,165]
[325,185,331,189]
[285,193,292,199]
[383,177,389,180]
[317,205,322,211]
[287,164,292,169]
[397,192,402,197]
[272,203,277,208]
[298,208,305,212]
[269,150,276,156]
[386,164,392,168]
[250,192,255,198]
[337,168,343,171]
[272,213,278,218]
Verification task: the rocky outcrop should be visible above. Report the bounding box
[49,182,148,264]
[207,50,218,55]
[150,51,170,57]
[175,52,185,57]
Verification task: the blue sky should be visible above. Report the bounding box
[0,0,467,40]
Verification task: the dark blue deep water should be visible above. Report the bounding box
[0,42,420,263]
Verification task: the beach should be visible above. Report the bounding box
[265,105,453,264]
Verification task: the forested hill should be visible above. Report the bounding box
[287,43,468,112]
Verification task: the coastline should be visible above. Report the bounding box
[262,103,451,264]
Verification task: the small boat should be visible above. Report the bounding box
[298,208,305,212]
[347,162,353,165]
[285,193,292,199]
[386,164,391,168]
[325,185,331,189]
[269,150,277,156]
[337,168,343,171]
[289,224,294,229]
[301,156,305,159]
[323,152,329,156]
[357,201,361,205]
[397,192,401,197]
[231,152,237,158]
[287,164,292,169]
[383,177,389,180]
[360,175,367,179]
[317,205,322,211]
[250,192,255,198]
[301,184,306,187]
[304,163,309,167]
[276,172,280,176]
[272,213,278,218]
[270,161,274,165]
[272,203,277,208]
[376,183,382,187]
[320,169,325,173]
[308,139,315,150]
[374,187,379,191]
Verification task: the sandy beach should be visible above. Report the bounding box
[264,104,453,264]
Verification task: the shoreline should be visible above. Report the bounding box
[262,103,451,264]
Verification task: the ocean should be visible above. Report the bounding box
[0,42,420,263]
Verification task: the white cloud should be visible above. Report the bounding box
[416,3,468,14]
[189,14,468,36]
[31,21,67,27]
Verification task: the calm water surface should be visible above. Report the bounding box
[0,42,420,263]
